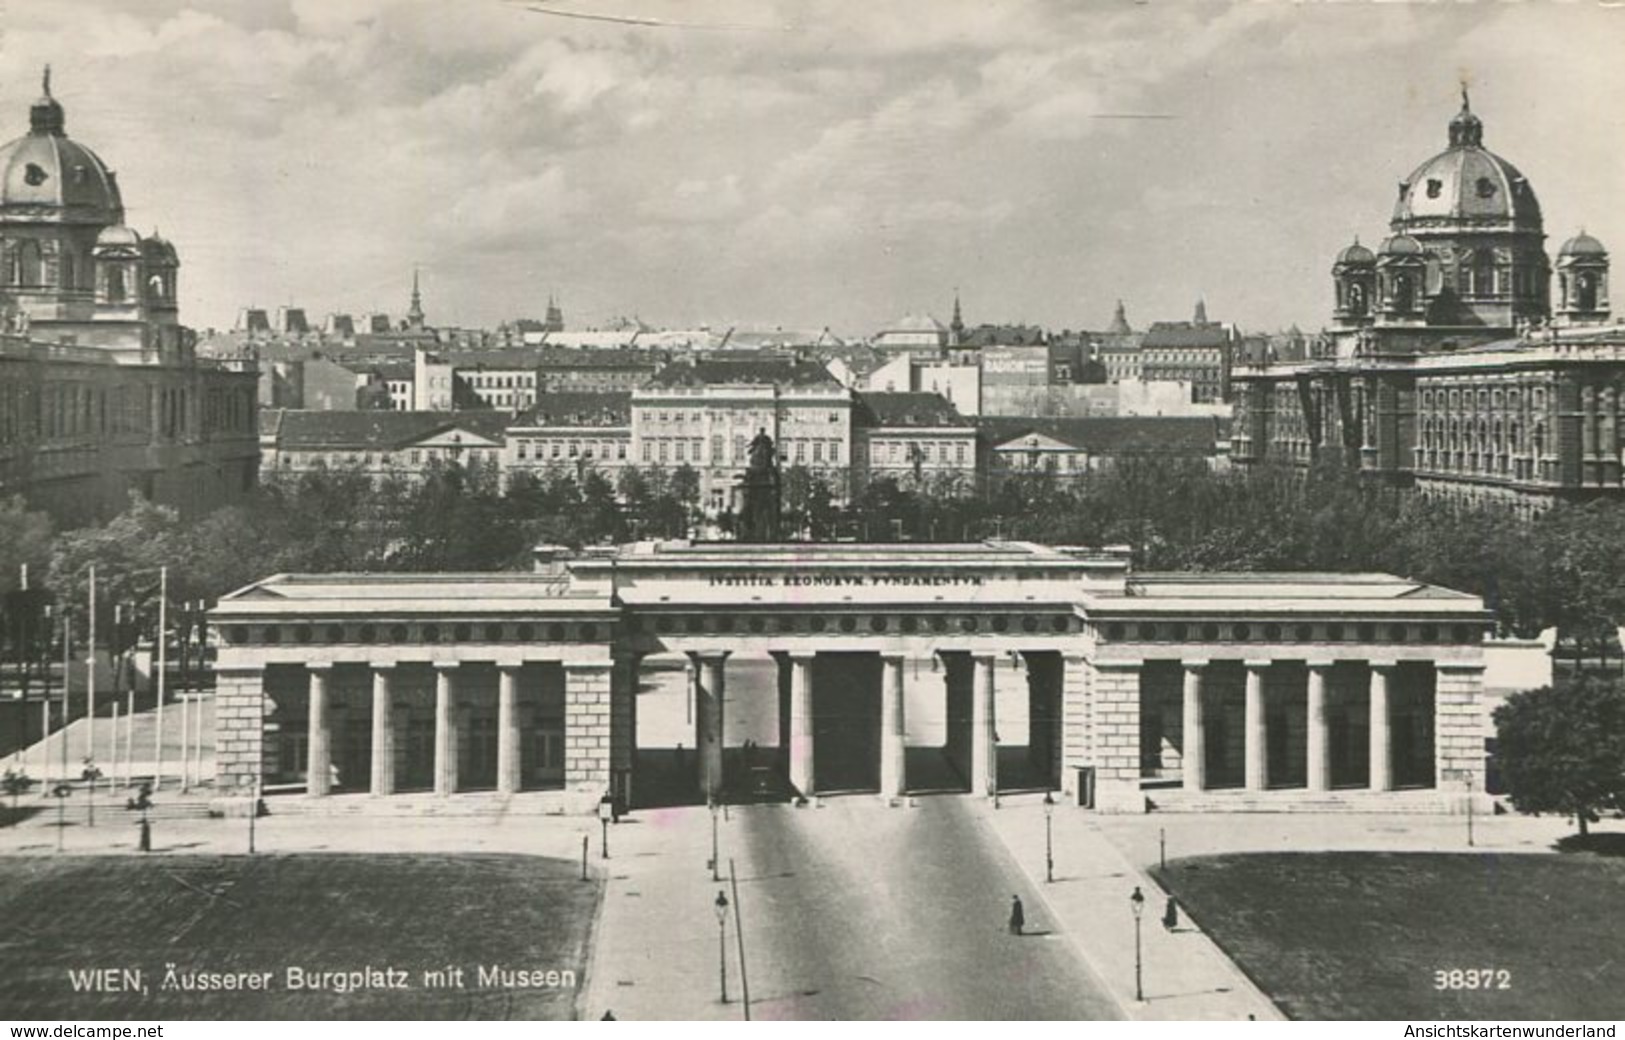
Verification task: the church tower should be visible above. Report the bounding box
[406,267,425,330]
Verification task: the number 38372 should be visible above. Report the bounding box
[1434,968,1511,990]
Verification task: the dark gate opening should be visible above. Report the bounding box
[811,653,881,794]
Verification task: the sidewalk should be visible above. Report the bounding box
[978,793,1283,1021]
[582,804,750,1022]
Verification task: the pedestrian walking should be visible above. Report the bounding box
[1008,894,1025,935]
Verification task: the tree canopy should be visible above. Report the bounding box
[1493,677,1625,835]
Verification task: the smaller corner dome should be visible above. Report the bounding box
[1559,232,1607,258]
[142,231,178,261]
[1378,233,1424,257]
[94,223,141,248]
[1335,240,1375,265]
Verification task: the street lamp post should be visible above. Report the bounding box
[709,797,720,881]
[1043,790,1055,883]
[50,781,72,852]
[80,760,102,827]
[714,890,730,1004]
[1130,885,1146,1003]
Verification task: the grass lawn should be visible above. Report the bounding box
[0,853,600,1020]
[1154,851,1625,1020]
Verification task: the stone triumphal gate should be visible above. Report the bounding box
[211,541,1492,814]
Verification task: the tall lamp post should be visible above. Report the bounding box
[708,797,720,881]
[713,890,730,1004]
[1130,885,1146,1002]
[1043,790,1055,883]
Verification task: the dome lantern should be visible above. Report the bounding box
[1448,85,1482,149]
[29,65,63,137]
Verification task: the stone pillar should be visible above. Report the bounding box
[497,663,522,795]
[971,653,997,797]
[610,654,639,808]
[1368,662,1394,792]
[369,663,395,796]
[306,663,332,797]
[565,661,615,791]
[1181,660,1207,792]
[1435,661,1487,791]
[1088,659,1144,812]
[693,652,729,801]
[788,652,815,796]
[433,662,458,796]
[213,664,265,795]
[1244,660,1269,792]
[1059,654,1090,797]
[1306,660,1332,792]
[880,654,906,798]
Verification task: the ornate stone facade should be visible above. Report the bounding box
[1233,93,1622,507]
[0,72,257,523]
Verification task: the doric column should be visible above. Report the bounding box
[694,652,729,800]
[971,653,998,797]
[369,662,395,796]
[880,654,906,798]
[1181,660,1207,792]
[788,652,815,796]
[1306,660,1332,792]
[1244,660,1270,792]
[497,663,522,795]
[1369,662,1394,792]
[434,662,459,796]
[306,663,332,797]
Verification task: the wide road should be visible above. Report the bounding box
[728,796,1120,1020]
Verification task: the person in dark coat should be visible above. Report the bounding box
[1008,895,1025,935]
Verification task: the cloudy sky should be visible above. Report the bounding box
[5,1,1623,336]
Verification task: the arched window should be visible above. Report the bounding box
[1391,274,1414,313]
[1578,271,1599,312]
[11,240,42,286]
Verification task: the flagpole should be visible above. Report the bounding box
[61,615,71,784]
[180,693,191,792]
[87,565,97,765]
[109,700,119,793]
[154,567,167,789]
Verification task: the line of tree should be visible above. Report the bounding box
[5,456,1625,649]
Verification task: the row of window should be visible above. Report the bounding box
[865,440,972,466]
[1421,384,1550,414]
[0,378,249,445]
[464,373,535,388]
[279,446,502,469]
[642,409,845,426]
[516,438,627,462]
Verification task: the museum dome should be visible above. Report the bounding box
[1558,231,1607,258]
[1390,91,1541,234]
[0,68,123,227]
[1378,233,1423,258]
[1334,239,1375,265]
[94,223,140,249]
